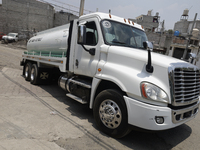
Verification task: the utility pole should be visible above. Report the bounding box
[79,0,85,17]
[5,0,8,33]
[182,13,198,60]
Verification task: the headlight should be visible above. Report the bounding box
[141,82,169,103]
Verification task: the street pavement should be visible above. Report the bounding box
[0,43,200,150]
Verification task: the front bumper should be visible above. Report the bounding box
[124,96,199,130]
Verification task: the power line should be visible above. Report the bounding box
[38,0,79,15]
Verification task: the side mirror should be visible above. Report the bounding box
[189,53,197,64]
[143,41,153,51]
[77,25,86,45]
[189,53,197,59]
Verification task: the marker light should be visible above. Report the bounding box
[141,82,169,103]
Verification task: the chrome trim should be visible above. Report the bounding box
[99,99,122,129]
[59,75,68,91]
[172,101,199,124]
[66,93,87,104]
[68,78,91,89]
[168,63,200,106]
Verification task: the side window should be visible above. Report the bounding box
[85,22,98,46]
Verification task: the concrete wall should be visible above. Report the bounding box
[0,0,54,34]
[0,0,78,35]
[146,32,173,54]
[54,11,78,27]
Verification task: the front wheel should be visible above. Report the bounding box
[93,89,131,138]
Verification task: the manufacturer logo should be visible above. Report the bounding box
[40,72,49,79]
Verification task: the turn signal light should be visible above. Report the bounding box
[141,84,147,98]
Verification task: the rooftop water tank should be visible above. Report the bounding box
[174,30,180,36]
[183,9,189,16]
[192,28,199,38]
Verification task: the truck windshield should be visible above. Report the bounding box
[101,20,148,49]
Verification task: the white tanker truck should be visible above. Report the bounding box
[20,12,200,138]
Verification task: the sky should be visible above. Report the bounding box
[41,0,200,30]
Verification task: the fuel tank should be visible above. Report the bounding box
[27,24,70,56]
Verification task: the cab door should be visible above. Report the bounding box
[74,18,100,77]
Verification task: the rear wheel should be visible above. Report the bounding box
[30,64,39,85]
[93,89,131,138]
[24,62,32,81]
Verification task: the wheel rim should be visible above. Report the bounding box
[99,99,122,129]
[31,67,35,81]
[25,65,29,78]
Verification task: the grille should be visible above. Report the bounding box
[171,68,200,106]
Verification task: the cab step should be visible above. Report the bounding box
[66,93,88,104]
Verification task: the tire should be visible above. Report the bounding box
[30,64,39,85]
[24,62,32,81]
[93,89,131,138]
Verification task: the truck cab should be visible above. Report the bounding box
[21,12,200,138]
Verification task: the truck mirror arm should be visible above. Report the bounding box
[81,44,96,56]
[143,41,154,73]
[146,49,154,73]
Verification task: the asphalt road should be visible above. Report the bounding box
[0,43,200,150]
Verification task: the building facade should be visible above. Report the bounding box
[129,10,160,32]
[169,15,200,66]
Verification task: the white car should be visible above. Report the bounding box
[2,33,18,43]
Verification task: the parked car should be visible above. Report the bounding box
[2,33,18,43]
[0,32,6,40]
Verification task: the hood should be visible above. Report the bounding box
[108,45,191,70]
